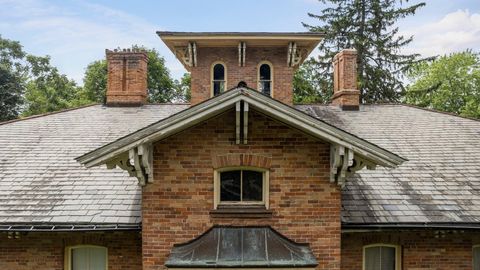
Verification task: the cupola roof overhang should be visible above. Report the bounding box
[157,31,324,70]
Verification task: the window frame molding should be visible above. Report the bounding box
[213,166,269,210]
[257,61,274,97]
[362,244,401,270]
[211,61,227,97]
[64,245,108,270]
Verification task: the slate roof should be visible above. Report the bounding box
[0,104,188,225]
[297,104,480,225]
[1,103,480,227]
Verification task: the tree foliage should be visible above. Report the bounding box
[303,0,426,103]
[23,55,85,116]
[82,59,107,103]
[0,35,27,121]
[293,59,331,104]
[406,51,480,118]
[174,73,191,103]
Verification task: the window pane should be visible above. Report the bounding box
[474,247,480,270]
[220,170,241,201]
[72,248,89,270]
[259,81,271,96]
[213,81,225,96]
[259,64,271,80]
[365,246,396,270]
[242,171,263,201]
[71,247,107,270]
[89,247,107,270]
[380,246,396,270]
[213,64,225,80]
[365,247,381,270]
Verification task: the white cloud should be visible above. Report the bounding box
[402,9,480,57]
[0,0,185,83]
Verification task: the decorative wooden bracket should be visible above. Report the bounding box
[238,42,246,67]
[106,143,153,186]
[175,42,197,67]
[235,101,249,145]
[330,144,376,187]
[287,42,305,67]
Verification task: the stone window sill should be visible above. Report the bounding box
[209,205,273,219]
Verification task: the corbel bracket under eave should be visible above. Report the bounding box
[330,144,377,187]
[235,101,249,145]
[106,143,153,186]
[175,42,197,68]
[238,41,246,67]
[287,42,305,67]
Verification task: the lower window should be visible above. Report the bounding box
[65,245,108,270]
[363,244,400,270]
[474,245,480,270]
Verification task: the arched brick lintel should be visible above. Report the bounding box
[212,154,272,169]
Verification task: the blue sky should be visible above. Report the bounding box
[0,0,479,84]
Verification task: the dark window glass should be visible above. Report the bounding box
[220,170,263,203]
[259,64,272,96]
[213,64,225,80]
[364,246,396,270]
[220,170,241,201]
[213,64,225,96]
[242,171,263,201]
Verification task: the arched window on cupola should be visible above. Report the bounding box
[258,61,273,96]
[211,62,226,96]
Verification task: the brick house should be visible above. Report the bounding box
[0,31,479,270]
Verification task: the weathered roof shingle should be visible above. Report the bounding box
[1,103,479,226]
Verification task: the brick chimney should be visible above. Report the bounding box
[331,49,360,110]
[105,49,148,106]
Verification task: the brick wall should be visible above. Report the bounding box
[106,50,148,106]
[342,230,480,270]
[190,47,295,105]
[142,108,341,270]
[331,49,359,110]
[0,231,141,270]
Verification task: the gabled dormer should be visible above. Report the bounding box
[158,32,323,105]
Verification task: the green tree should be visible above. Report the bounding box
[82,46,186,103]
[174,73,191,103]
[406,51,480,118]
[0,35,28,121]
[82,59,107,103]
[23,55,85,116]
[304,0,426,103]
[293,59,331,104]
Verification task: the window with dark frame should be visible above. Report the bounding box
[258,63,272,96]
[212,63,225,96]
[220,170,263,204]
[364,245,397,270]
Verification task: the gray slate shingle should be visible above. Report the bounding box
[297,104,480,224]
[1,103,479,225]
[0,104,188,224]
